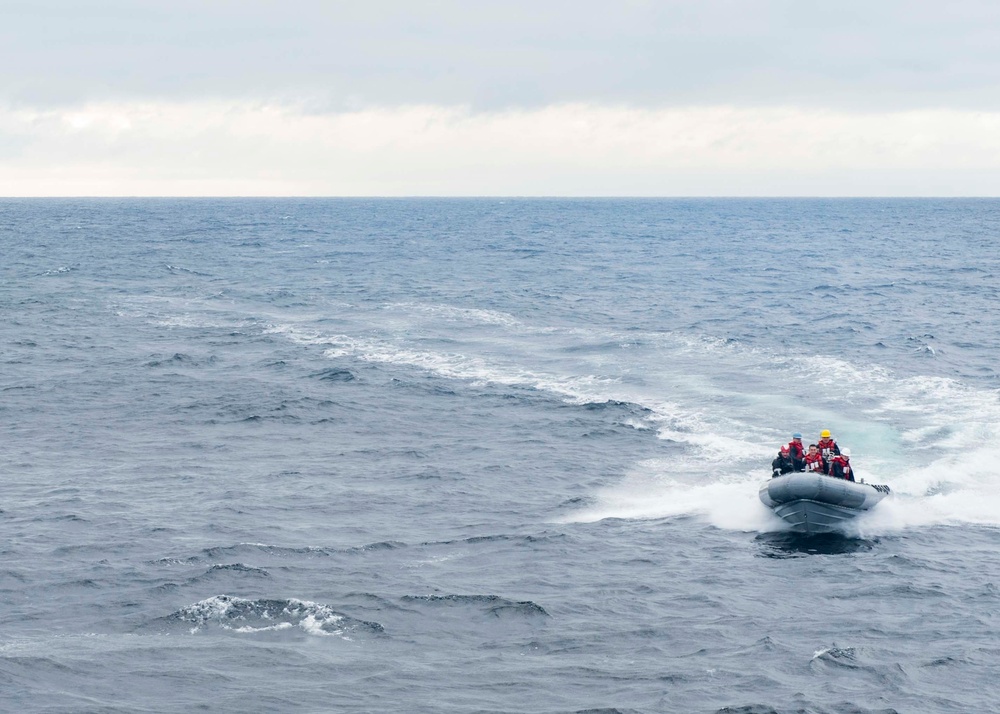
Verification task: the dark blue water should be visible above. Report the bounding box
[3,199,1000,713]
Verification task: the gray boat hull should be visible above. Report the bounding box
[759,472,890,534]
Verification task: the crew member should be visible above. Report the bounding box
[787,432,806,470]
[816,429,840,471]
[803,444,826,474]
[829,447,855,482]
[771,446,795,477]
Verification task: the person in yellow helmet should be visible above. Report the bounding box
[816,429,840,473]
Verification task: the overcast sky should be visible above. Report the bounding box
[2,1,1000,195]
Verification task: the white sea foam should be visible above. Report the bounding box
[845,444,1000,535]
[320,334,621,401]
[311,329,767,460]
[383,302,523,328]
[112,295,256,330]
[267,320,779,460]
[178,596,350,637]
[231,622,295,634]
[561,459,784,532]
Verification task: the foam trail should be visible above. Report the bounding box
[266,323,786,464]
[267,322,753,457]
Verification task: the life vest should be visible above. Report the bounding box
[817,438,838,460]
[787,440,805,460]
[830,455,853,481]
[804,452,825,473]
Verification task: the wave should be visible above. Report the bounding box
[168,541,409,563]
[400,594,549,618]
[145,352,217,368]
[161,595,384,637]
[164,264,212,277]
[310,367,356,381]
[202,563,271,577]
[170,536,557,565]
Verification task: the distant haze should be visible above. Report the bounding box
[3,1,999,196]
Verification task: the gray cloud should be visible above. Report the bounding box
[3,0,1000,110]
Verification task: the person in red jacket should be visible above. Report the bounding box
[829,448,855,481]
[787,432,806,470]
[816,429,840,473]
[803,444,826,474]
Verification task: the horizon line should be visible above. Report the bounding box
[2,195,999,200]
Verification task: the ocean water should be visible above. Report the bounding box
[2,198,1000,713]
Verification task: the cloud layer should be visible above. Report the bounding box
[2,101,999,196]
[3,1,1000,111]
[3,2,999,195]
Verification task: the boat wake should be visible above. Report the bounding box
[133,298,1000,537]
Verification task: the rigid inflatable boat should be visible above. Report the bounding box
[759,472,890,534]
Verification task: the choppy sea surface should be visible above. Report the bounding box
[3,198,1000,713]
